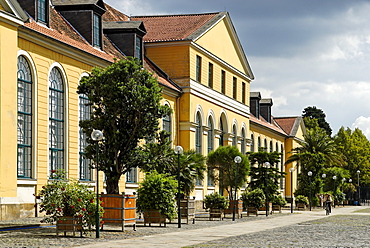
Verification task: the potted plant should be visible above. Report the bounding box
[271,195,287,213]
[35,170,104,236]
[295,195,309,210]
[203,193,229,220]
[241,188,265,216]
[136,171,177,226]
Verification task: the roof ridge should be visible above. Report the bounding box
[132,12,221,18]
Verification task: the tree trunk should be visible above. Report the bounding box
[105,173,121,194]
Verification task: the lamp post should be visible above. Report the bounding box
[357,170,360,205]
[91,129,104,239]
[233,156,242,221]
[264,162,270,217]
[174,145,184,228]
[308,171,312,211]
[333,175,337,208]
[349,178,352,204]
[289,167,295,213]
[342,178,346,206]
[322,174,326,208]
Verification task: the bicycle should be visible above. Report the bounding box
[325,201,331,215]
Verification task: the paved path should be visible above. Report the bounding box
[76,205,366,248]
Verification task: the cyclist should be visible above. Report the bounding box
[324,194,332,215]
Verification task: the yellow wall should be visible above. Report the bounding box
[196,18,245,73]
[0,21,18,197]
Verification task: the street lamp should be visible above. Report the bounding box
[357,170,360,205]
[264,162,270,217]
[233,156,242,221]
[91,129,104,238]
[308,171,312,211]
[333,175,337,208]
[174,145,184,228]
[289,167,295,213]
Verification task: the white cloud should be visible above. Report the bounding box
[352,116,370,140]
[105,0,155,16]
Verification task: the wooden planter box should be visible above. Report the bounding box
[100,193,136,231]
[144,210,167,227]
[223,200,243,219]
[180,198,196,224]
[246,207,258,216]
[296,202,306,210]
[272,205,282,213]
[259,202,273,213]
[209,209,223,221]
[56,216,82,237]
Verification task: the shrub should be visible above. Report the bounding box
[241,188,265,209]
[295,195,309,205]
[136,171,177,220]
[203,193,229,210]
[35,169,103,229]
[271,195,287,207]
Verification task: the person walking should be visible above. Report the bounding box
[324,194,332,215]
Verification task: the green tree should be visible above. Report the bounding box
[248,149,286,201]
[207,146,250,200]
[286,127,341,197]
[77,58,171,194]
[303,106,332,136]
[139,131,206,197]
[334,127,370,187]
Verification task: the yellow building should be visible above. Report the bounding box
[0,0,304,220]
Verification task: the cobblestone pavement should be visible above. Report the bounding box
[0,207,369,248]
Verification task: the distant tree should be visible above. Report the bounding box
[302,106,332,136]
[207,146,250,200]
[77,58,171,194]
[334,127,370,187]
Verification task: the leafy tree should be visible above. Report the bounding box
[286,127,341,197]
[207,146,250,200]
[77,58,171,194]
[248,149,286,201]
[303,106,332,136]
[334,127,370,187]
[139,131,206,197]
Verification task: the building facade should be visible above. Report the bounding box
[0,0,304,220]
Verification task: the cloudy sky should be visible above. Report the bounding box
[105,0,370,138]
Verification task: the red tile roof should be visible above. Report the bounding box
[250,114,288,136]
[274,117,301,136]
[131,13,219,42]
[103,3,130,22]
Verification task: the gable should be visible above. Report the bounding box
[0,0,28,22]
[195,13,253,80]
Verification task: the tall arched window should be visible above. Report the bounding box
[232,125,237,147]
[195,112,202,154]
[264,139,267,150]
[49,67,64,173]
[17,56,32,178]
[162,112,172,141]
[241,129,246,154]
[79,94,91,180]
[250,134,255,152]
[207,117,214,153]
[219,117,224,146]
[270,140,273,153]
[258,137,261,149]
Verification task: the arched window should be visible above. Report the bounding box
[49,67,64,173]
[207,117,214,153]
[270,140,273,153]
[232,125,237,147]
[195,112,202,154]
[264,139,267,150]
[219,117,224,146]
[162,112,172,141]
[258,136,261,149]
[250,134,255,152]
[241,129,246,154]
[17,56,32,178]
[79,94,91,180]
[276,142,279,153]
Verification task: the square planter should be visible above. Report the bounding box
[246,207,258,216]
[144,210,167,227]
[56,216,82,237]
[223,200,243,219]
[209,209,223,221]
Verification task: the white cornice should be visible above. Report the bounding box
[0,11,24,26]
[182,79,250,118]
[18,27,112,68]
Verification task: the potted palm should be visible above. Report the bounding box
[241,189,265,216]
[136,171,177,227]
[35,170,103,236]
[203,193,229,220]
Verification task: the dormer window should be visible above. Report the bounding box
[135,36,142,61]
[93,14,101,48]
[37,0,47,23]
